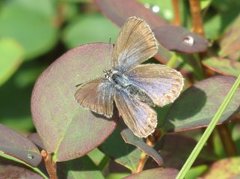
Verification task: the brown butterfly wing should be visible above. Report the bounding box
[75,78,115,117]
[112,16,158,72]
[126,64,184,107]
[114,89,157,138]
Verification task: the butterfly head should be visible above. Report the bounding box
[103,69,113,80]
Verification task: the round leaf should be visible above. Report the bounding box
[0,38,23,86]
[31,43,116,162]
[163,76,240,132]
[58,156,104,179]
[63,14,119,48]
[0,0,57,59]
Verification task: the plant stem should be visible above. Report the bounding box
[176,74,240,179]
[189,0,205,36]
[217,124,237,156]
[166,53,178,68]
[172,0,181,25]
[135,151,149,173]
[41,150,58,179]
[135,129,162,173]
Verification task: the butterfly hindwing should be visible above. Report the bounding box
[75,78,115,117]
[126,64,184,107]
[112,16,158,72]
[114,88,157,138]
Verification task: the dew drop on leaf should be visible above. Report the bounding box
[27,153,34,160]
[183,35,195,46]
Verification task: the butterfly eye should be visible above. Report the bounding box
[104,70,112,79]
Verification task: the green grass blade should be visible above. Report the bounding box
[177,74,240,179]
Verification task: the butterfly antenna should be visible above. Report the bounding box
[108,37,113,68]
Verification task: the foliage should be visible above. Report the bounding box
[0,0,240,178]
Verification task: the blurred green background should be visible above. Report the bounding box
[0,0,120,132]
[0,0,239,133]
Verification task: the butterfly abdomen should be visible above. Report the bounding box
[125,85,154,106]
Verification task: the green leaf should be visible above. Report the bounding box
[100,128,141,172]
[0,61,39,132]
[31,43,116,162]
[58,156,105,179]
[106,173,129,179]
[185,165,208,179]
[87,148,106,167]
[163,76,240,132]
[206,0,240,40]
[121,129,163,166]
[0,38,23,86]
[63,14,119,48]
[232,124,240,154]
[203,57,240,77]
[204,15,222,40]
[200,0,212,9]
[0,0,58,59]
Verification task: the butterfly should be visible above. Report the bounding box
[75,16,184,138]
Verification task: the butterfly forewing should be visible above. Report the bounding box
[112,16,158,72]
[74,78,115,117]
[114,89,157,138]
[126,64,184,107]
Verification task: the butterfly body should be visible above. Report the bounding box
[104,69,154,106]
[75,17,184,138]
[105,69,130,88]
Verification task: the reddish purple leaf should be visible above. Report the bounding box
[163,76,240,132]
[125,168,178,179]
[156,134,216,169]
[95,0,167,28]
[0,158,42,179]
[121,129,163,166]
[0,124,41,167]
[28,133,45,150]
[31,43,117,162]
[153,25,208,53]
[95,0,208,54]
